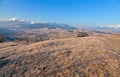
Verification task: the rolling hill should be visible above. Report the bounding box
[0,34,120,77]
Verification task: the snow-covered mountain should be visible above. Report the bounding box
[0,18,77,30]
[0,18,77,41]
[93,25,120,32]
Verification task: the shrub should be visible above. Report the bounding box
[77,32,89,37]
[0,35,6,43]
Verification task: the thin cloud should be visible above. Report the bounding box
[101,25,120,29]
[107,25,120,29]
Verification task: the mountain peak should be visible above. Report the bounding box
[8,17,19,21]
[8,17,35,24]
[100,25,120,29]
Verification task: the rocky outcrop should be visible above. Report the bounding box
[77,32,89,37]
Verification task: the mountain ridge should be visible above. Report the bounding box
[0,19,77,30]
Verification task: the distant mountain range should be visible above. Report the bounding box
[78,24,120,32]
[0,18,120,35]
[0,18,77,37]
[90,26,120,32]
[0,18,77,41]
[0,18,77,30]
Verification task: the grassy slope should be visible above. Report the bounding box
[0,35,120,77]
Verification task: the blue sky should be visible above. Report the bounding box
[0,0,120,27]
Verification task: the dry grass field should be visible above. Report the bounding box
[0,34,120,77]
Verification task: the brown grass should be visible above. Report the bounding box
[0,35,120,77]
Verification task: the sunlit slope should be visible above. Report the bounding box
[0,35,120,77]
